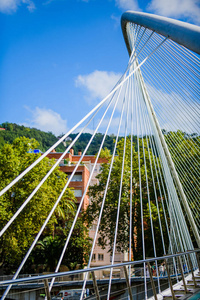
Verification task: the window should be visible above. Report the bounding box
[98,254,104,261]
[74,189,82,197]
[92,254,96,261]
[71,174,82,182]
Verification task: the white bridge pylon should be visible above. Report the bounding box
[0,11,200,300]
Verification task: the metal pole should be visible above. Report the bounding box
[137,62,200,249]
[195,249,200,271]
[91,271,100,300]
[147,262,158,300]
[1,250,199,287]
[187,253,197,288]
[177,255,188,294]
[164,259,177,300]
[44,279,51,300]
[123,266,133,300]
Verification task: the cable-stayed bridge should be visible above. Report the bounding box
[0,11,200,300]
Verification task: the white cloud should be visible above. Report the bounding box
[148,0,200,24]
[0,0,35,13]
[115,0,140,11]
[22,0,35,11]
[23,107,68,136]
[42,0,54,5]
[0,0,17,12]
[75,70,122,104]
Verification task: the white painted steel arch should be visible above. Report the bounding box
[121,11,200,55]
[121,11,200,249]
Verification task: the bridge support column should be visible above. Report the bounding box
[136,59,200,249]
[187,252,198,288]
[44,279,51,300]
[177,255,189,294]
[164,258,177,300]
[91,271,100,300]
[147,262,158,300]
[195,250,200,271]
[123,266,133,300]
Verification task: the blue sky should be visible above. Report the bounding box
[0,0,199,136]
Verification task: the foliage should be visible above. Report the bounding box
[0,122,65,152]
[85,137,167,260]
[164,130,200,246]
[86,131,200,259]
[25,216,91,272]
[0,122,122,155]
[164,130,200,203]
[99,147,112,160]
[0,137,91,274]
[66,132,123,155]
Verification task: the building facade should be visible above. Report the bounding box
[47,148,127,278]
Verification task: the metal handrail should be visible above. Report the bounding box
[0,249,199,287]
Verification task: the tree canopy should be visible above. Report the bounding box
[0,137,91,274]
[0,122,121,155]
[0,122,66,152]
[85,131,200,259]
[85,137,167,260]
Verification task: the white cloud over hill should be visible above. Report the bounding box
[75,70,122,104]
[23,107,68,136]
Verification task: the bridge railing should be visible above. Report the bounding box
[0,249,199,299]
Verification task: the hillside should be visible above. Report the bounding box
[0,122,119,155]
[0,122,65,152]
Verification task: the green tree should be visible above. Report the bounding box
[0,137,91,273]
[25,216,92,272]
[0,122,66,152]
[164,130,200,247]
[164,130,200,207]
[99,147,112,160]
[85,137,167,260]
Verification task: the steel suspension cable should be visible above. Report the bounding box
[139,43,200,114]
[107,73,131,300]
[147,42,200,104]
[140,44,200,123]
[141,59,200,132]
[136,69,161,293]
[0,105,105,237]
[1,82,120,300]
[79,76,128,300]
[136,58,195,253]
[135,62,148,299]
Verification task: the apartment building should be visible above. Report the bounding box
[47,148,127,277]
[47,148,106,210]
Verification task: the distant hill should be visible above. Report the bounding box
[68,132,117,155]
[1,123,198,156]
[0,122,65,152]
[0,122,120,155]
